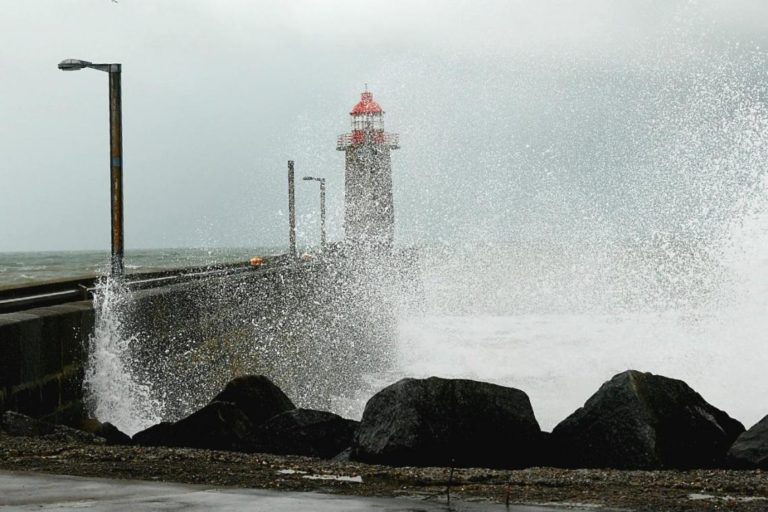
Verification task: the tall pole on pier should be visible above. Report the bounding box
[320,179,326,250]
[302,176,326,251]
[288,160,297,258]
[108,67,124,277]
[58,59,124,278]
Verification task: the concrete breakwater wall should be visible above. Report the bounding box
[0,255,398,426]
[0,302,93,424]
[123,256,397,423]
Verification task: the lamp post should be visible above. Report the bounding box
[302,176,326,250]
[287,160,297,258]
[58,59,124,278]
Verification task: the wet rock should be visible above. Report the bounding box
[1,411,103,445]
[173,401,255,451]
[536,431,558,467]
[551,370,744,469]
[250,409,358,458]
[133,402,254,451]
[727,414,768,469]
[351,377,541,468]
[78,419,132,445]
[332,447,352,461]
[2,411,56,437]
[211,375,295,426]
[132,422,175,447]
[132,377,295,451]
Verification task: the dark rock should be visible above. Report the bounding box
[1,411,103,445]
[351,377,541,468]
[77,418,132,445]
[551,370,744,469]
[727,415,768,469]
[131,376,296,452]
[332,447,352,461]
[536,431,557,467]
[132,402,254,451]
[211,375,295,426]
[2,411,55,437]
[250,408,358,458]
[173,401,255,451]
[132,422,175,447]
[95,422,132,445]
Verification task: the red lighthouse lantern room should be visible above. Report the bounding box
[337,90,399,149]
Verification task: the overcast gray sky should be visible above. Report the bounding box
[2,1,768,252]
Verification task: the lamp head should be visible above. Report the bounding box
[58,59,91,71]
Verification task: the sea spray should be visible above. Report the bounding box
[78,6,768,432]
[84,278,163,435]
[381,46,768,429]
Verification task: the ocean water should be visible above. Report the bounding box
[0,247,283,288]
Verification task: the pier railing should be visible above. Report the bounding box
[0,255,292,314]
[336,132,399,150]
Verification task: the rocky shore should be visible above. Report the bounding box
[1,430,767,511]
[3,370,768,510]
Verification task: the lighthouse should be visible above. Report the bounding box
[337,89,399,252]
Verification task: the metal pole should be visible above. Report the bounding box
[320,179,327,250]
[288,160,297,257]
[108,65,124,278]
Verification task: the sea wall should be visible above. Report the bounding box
[120,256,397,422]
[0,255,400,425]
[0,302,93,424]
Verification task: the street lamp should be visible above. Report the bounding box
[58,58,124,278]
[302,176,327,250]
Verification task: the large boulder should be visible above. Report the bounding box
[551,370,744,469]
[133,375,295,451]
[351,377,541,468]
[250,409,358,458]
[133,402,254,451]
[132,422,175,447]
[211,375,295,426]
[727,415,768,469]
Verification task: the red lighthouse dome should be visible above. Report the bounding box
[337,88,399,149]
[350,91,383,115]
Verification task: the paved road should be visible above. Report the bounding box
[0,470,578,511]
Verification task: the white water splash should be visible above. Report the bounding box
[84,278,163,436]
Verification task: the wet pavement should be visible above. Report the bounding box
[0,470,579,511]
